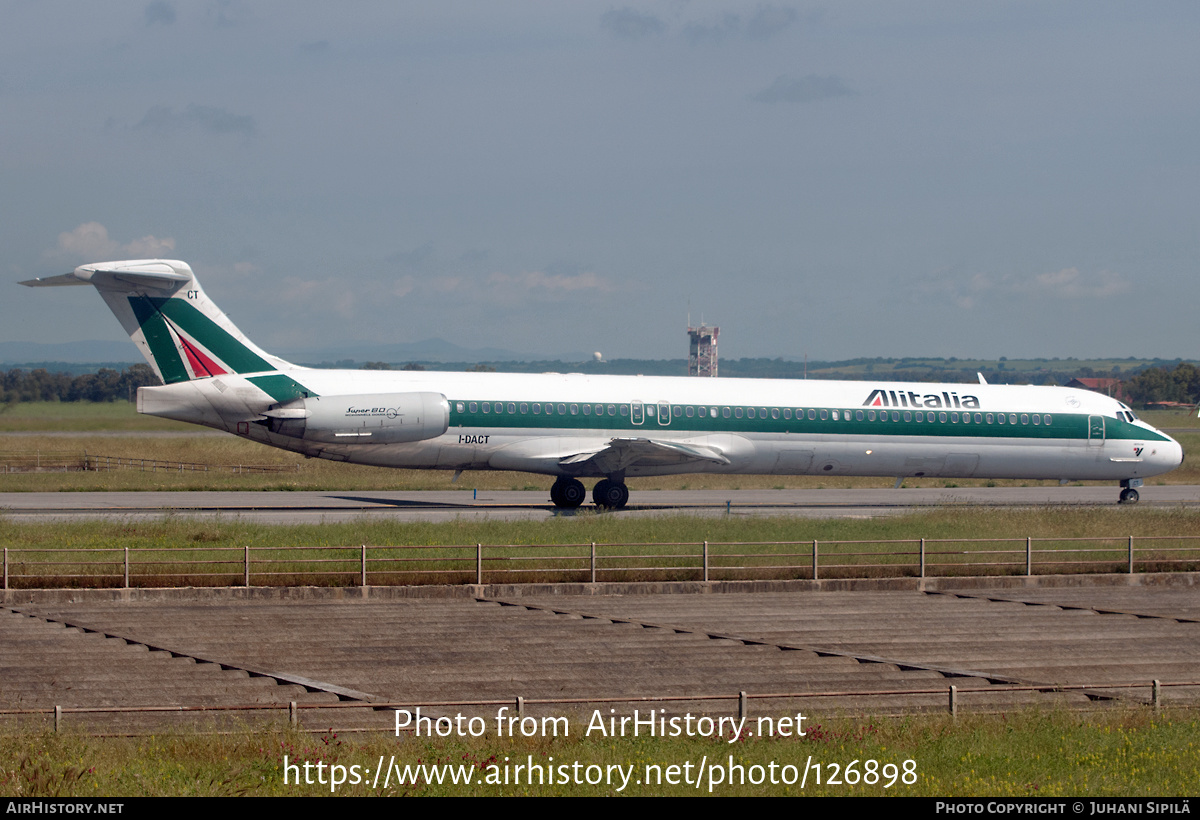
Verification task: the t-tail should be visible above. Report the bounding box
[20,259,294,383]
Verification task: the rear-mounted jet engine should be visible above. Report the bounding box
[261,392,449,444]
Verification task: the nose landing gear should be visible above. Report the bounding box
[1118,478,1142,505]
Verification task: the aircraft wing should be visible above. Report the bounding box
[559,436,731,473]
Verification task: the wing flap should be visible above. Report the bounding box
[560,436,731,473]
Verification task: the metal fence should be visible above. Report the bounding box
[5,678,1197,735]
[0,451,295,474]
[4,535,1199,589]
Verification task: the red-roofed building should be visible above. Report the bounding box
[1065,377,1126,401]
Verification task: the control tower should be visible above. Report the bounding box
[687,324,719,377]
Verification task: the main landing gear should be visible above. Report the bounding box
[592,478,630,510]
[549,477,587,509]
[549,477,630,510]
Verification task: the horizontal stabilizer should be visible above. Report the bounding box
[18,273,90,287]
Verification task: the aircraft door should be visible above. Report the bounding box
[658,402,671,426]
[1088,415,1105,445]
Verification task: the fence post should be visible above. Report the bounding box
[244,546,250,587]
[919,538,925,578]
[289,701,298,728]
[3,547,6,590]
[1128,536,1134,575]
[703,541,709,582]
[361,544,367,587]
[54,705,63,733]
[812,540,819,581]
[1026,537,1033,576]
[590,542,596,584]
[948,685,957,718]
[477,544,482,585]
[516,696,524,719]
[738,690,747,723]
[124,547,129,589]
[1152,679,1161,710]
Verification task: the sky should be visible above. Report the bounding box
[2,1,1198,363]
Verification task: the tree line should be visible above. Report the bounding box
[1120,363,1200,406]
[0,364,160,403]
[1,360,1196,408]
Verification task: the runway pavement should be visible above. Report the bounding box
[2,485,1199,523]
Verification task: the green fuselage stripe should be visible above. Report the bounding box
[247,374,316,403]
[448,400,1166,442]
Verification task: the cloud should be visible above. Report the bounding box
[918,267,1131,308]
[745,5,799,40]
[299,40,330,55]
[753,74,856,103]
[144,1,176,26]
[683,15,742,45]
[49,222,176,262]
[486,270,606,295]
[684,5,800,45]
[1021,267,1131,299]
[601,8,666,39]
[136,104,255,137]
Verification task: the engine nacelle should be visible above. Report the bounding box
[262,392,449,444]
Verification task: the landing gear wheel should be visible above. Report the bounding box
[593,478,630,510]
[550,478,586,509]
[1119,488,1139,504]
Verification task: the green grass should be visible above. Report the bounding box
[2,710,1197,796]
[0,401,191,432]
[4,509,1198,588]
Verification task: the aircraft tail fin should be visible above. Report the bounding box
[20,259,294,384]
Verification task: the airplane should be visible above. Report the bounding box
[22,258,1184,508]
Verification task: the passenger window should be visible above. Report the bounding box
[939,412,947,423]
[469,402,478,413]
[723,407,731,418]
[783,408,792,420]
[808,409,816,420]
[903,411,912,422]
[533,403,541,414]
[685,406,694,418]
[771,408,780,420]
[855,410,864,421]
[570,404,578,415]
[1045,414,1052,425]
[831,410,839,421]
[748,407,756,419]
[558,403,567,415]
[620,405,629,416]
[507,403,516,414]
[735,407,744,419]
[1020,414,1029,425]
[820,410,828,420]
[519,403,528,414]
[607,405,616,416]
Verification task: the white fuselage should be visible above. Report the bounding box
[138,368,1184,483]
